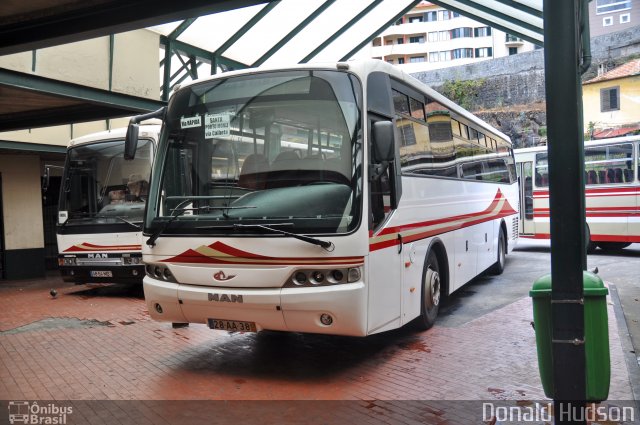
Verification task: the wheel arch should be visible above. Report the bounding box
[499,219,508,252]
[426,238,450,297]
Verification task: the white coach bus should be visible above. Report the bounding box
[125,60,519,336]
[515,135,640,251]
[57,123,158,284]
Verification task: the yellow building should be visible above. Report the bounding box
[582,58,640,139]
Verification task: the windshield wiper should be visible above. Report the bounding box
[182,205,255,213]
[146,199,192,247]
[95,215,141,230]
[147,199,259,247]
[232,223,334,251]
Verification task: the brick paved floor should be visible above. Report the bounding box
[0,275,635,424]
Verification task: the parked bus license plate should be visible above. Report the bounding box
[90,270,113,277]
[208,319,256,332]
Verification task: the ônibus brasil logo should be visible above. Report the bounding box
[213,270,236,281]
[8,401,73,424]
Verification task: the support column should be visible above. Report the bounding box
[543,0,587,422]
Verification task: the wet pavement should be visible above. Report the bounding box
[0,241,638,424]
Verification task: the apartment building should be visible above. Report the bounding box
[369,1,538,72]
[589,0,639,37]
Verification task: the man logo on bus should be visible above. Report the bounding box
[208,293,243,303]
[213,271,236,282]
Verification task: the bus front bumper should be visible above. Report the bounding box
[59,265,144,285]
[143,277,368,336]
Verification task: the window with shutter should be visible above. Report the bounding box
[600,87,620,112]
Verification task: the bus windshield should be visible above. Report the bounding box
[152,69,363,235]
[59,138,154,224]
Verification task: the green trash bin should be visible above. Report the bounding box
[529,271,610,401]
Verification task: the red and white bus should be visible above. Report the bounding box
[515,135,640,250]
[57,124,158,284]
[125,60,519,336]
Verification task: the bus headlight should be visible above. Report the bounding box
[124,256,142,265]
[293,272,307,285]
[285,267,361,288]
[145,263,177,283]
[59,257,77,266]
[347,267,361,283]
[311,271,325,284]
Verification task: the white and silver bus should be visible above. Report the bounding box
[515,135,640,251]
[57,123,158,284]
[126,60,519,336]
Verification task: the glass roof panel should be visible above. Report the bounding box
[150,0,545,88]
[258,0,378,66]
[221,0,326,65]
[169,4,268,54]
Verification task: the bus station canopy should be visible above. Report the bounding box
[0,0,542,131]
[0,0,592,406]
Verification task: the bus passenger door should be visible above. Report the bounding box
[367,118,403,334]
[518,161,535,235]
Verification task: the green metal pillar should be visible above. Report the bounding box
[543,0,587,422]
[162,39,172,102]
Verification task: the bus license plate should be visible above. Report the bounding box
[90,270,113,277]
[208,319,256,332]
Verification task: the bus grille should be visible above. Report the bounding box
[512,217,519,240]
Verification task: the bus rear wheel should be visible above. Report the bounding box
[415,250,441,331]
[597,242,631,251]
[586,225,596,254]
[489,229,506,275]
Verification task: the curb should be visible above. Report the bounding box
[609,283,640,402]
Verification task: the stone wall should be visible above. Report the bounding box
[409,26,640,147]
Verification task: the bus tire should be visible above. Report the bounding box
[596,242,631,251]
[586,225,596,254]
[415,250,442,331]
[489,229,506,275]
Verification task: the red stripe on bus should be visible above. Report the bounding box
[161,241,364,265]
[521,233,640,243]
[533,211,638,218]
[533,187,639,198]
[64,243,141,252]
[375,189,512,237]
[519,233,550,239]
[369,191,516,251]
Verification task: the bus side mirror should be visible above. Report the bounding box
[372,121,395,162]
[125,123,139,160]
[124,106,166,160]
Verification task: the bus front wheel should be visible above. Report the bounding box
[415,250,441,331]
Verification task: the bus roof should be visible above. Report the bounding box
[68,121,161,148]
[169,59,511,146]
[514,134,640,154]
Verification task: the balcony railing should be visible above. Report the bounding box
[505,34,524,45]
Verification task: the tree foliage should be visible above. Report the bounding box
[441,79,485,110]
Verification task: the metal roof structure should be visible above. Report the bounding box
[151,0,543,99]
[0,0,544,131]
[0,0,274,133]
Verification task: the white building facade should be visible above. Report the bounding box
[369,1,538,73]
[589,0,639,37]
